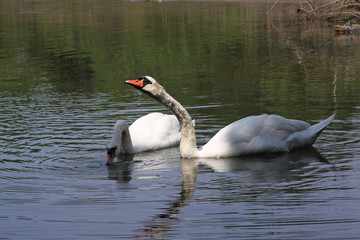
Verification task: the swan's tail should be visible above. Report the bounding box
[286,113,335,151]
[308,113,336,141]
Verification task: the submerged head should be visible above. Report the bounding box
[106,146,116,165]
[124,76,163,96]
[105,120,132,165]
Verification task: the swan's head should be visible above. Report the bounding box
[106,137,121,165]
[125,76,163,97]
[106,146,117,165]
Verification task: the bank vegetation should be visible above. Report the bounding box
[270,0,360,23]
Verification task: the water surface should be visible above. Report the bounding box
[1,0,360,239]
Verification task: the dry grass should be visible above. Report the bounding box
[297,0,360,22]
[268,0,360,23]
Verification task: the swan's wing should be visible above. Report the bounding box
[129,112,181,152]
[199,114,311,157]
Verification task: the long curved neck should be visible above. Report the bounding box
[143,88,198,158]
[112,121,135,154]
[121,126,135,154]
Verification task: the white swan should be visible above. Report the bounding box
[106,112,181,164]
[125,76,335,159]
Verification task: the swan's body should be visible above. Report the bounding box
[106,112,181,163]
[197,114,333,157]
[125,76,335,159]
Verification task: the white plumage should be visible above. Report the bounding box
[106,112,180,163]
[129,112,181,152]
[198,113,334,158]
[125,76,335,159]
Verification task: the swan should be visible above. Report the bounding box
[106,112,181,164]
[125,76,335,159]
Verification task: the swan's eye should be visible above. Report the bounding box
[143,77,152,86]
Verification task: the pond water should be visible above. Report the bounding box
[1,0,360,239]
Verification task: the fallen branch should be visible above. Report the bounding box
[272,0,360,23]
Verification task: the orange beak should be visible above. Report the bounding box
[125,79,144,88]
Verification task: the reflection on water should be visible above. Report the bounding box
[136,149,327,238]
[198,147,327,179]
[1,0,360,239]
[136,158,197,238]
[107,155,134,182]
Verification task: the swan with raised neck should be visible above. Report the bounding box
[125,76,335,159]
[125,76,197,158]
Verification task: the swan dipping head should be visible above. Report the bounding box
[106,120,134,165]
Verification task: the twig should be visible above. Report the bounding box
[305,0,315,11]
[266,0,281,16]
[310,0,343,12]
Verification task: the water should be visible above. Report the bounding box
[1,0,360,239]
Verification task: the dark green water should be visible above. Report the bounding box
[1,1,360,239]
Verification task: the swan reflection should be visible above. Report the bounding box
[198,147,326,173]
[106,147,180,182]
[136,158,197,238]
[106,154,134,182]
[134,147,327,238]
